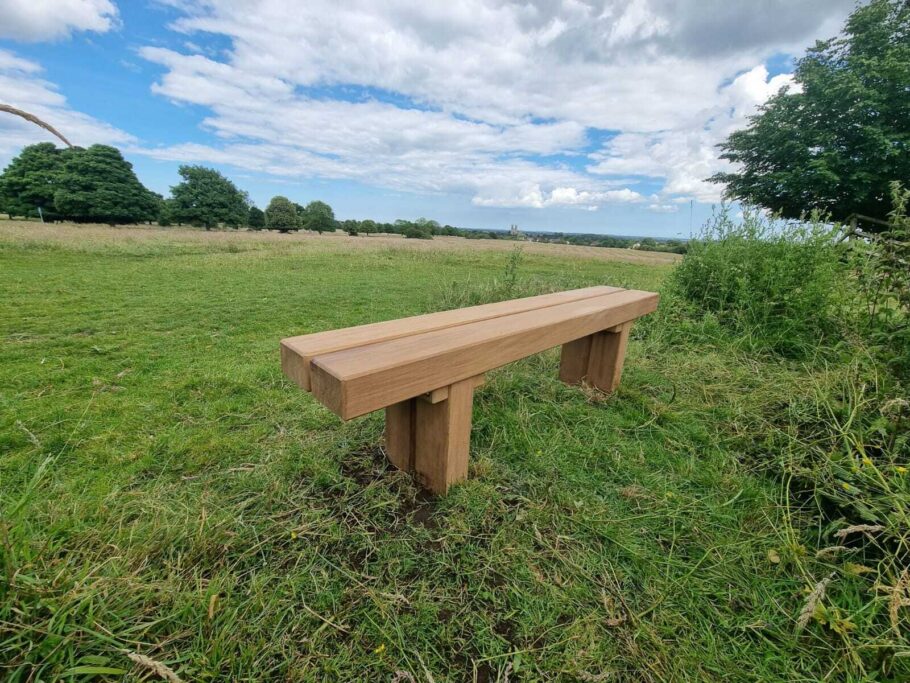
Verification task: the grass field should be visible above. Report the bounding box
[0,222,896,681]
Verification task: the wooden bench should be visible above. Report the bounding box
[281,286,658,493]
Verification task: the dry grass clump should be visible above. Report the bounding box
[0,219,680,265]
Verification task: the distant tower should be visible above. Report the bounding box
[509,223,519,237]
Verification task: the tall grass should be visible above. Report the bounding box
[669,206,850,357]
[854,183,910,381]
[667,206,910,676]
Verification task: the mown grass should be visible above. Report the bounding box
[0,225,905,681]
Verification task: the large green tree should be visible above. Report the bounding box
[301,200,336,233]
[265,196,298,232]
[170,165,248,229]
[53,145,160,225]
[247,205,265,230]
[0,143,73,219]
[711,0,909,229]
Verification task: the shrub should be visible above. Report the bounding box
[664,202,910,673]
[669,206,850,357]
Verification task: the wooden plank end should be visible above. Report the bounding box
[310,361,348,419]
[280,340,311,391]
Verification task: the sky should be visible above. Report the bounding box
[0,0,857,237]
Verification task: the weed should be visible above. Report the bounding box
[669,205,850,358]
[854,182,910,380]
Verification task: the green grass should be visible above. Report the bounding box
[0,227,902,681]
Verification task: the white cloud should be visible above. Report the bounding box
[129,0,851,209]
[588,66,798,203]
[0,49,134,167]
[0,0,118,41]
[0,0,852,212]
[471,185,643,209]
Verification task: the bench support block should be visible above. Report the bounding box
[384,375,482,494]
[559,322,632,393]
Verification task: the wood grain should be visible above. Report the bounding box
[311,289,658,419]
[558,336,592,385]
[281,286,621,390]
[418,374,485,404]
[586,322,632,392]
[413,377,475,494]
[384,400,415,471]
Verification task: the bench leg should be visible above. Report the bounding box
[383,377,478,494]
[558,322,632,393]
[385,399,416,471]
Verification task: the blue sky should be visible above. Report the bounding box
[0,0,855,237]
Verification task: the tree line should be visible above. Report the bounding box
[0,145,688,249]
[0,142,334,232]
[0,142,481,238]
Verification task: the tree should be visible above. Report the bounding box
[341,219,359,236]
[157,197,174,226]
[711,0,910,230]
[403,223,433,239]
[248,205,265,230]
[265,196,298,232]
[0,142,72,219]
[293,203,307,230]
[415,217,441,235]
[301,200,335,233]
[169,165,248,229]
[54,145,159,225]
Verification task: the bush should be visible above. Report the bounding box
[662,201,910,674]
[669,206,850,357]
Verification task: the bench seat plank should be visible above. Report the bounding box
[310,289,658,419]
[280,285,621,390]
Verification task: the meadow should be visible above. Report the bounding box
[1,221,906,681]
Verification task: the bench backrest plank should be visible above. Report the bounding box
[311,289,658,419]
[280,285,621,390]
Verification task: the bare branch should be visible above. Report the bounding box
[0,104,73,148]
